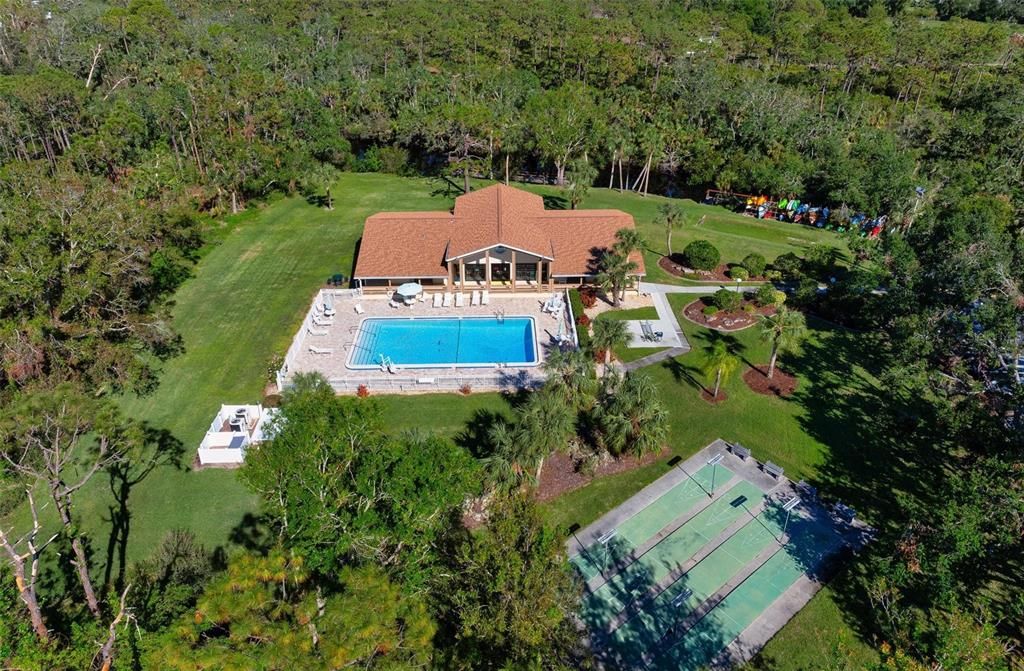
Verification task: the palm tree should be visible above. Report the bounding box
[517,390,575,483]
[591,318,630,366]
[597,372,668,458]
[613,227,644,256]
[657,203,685,258]
[701,340,739,399]
[596,251,638,307]
[483,420,527,492]
[541,348,597,409]
[758,308,807,379]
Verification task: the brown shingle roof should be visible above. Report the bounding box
[353,184,646,280]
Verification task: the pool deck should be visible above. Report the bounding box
[282,290,572,393]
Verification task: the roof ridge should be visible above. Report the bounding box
[496,186,503,240]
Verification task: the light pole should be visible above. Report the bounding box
[707,453,724,498]
[779,496,801,544]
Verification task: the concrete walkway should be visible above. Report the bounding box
[639,280,748,294]
[620,288,690,372]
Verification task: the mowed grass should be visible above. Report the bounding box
[487,180,845,286]
[60,174,492,574]
[9,173,863,660]
[544,295,885,670]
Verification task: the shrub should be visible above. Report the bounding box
[683,240,721,271]
[266,354,284,383]
[764,269,783,282]
[772,252,803,279]
[711,288,742,311]
[742,252,767,277]
[459,383,472,396]
[729,266,749,281]
[569,289,592,350]
[769,289,787,307]
[743,303,756,314]
[576,313,592,328]
[356,384,370,398]
[702,305,720,316]
[578,285,598,308]
[375,145,410,174]
[755,282,777,306]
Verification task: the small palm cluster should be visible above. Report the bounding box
[484,349,668,493]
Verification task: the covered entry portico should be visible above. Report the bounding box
[448,244,553,293]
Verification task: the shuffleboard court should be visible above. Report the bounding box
[568,440,870,671]
[648,514,845,671]
[569,463,724,581]
[580,480,765,628]
[606,512,786,666]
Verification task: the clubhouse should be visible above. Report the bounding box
[352,184,646,293]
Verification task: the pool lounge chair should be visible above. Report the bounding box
[481,290,490,305]
[312,315,334,326]
[389,299,400,308]
[455,292,466,307]
[309,346,333,355]
[442,293,453,307]
[432,293,443,307]
[353,303,365,315]
[471,290,480,306]
[307,328,328,337]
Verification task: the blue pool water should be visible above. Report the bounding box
[347,316,539,368]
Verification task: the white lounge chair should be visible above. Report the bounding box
[309,346,333,354]
[307,328,328,336]
[455,292,466,307]
[481,290,490,305]
[420,292,429,303]
[471,290,480,306]
[389,299,401,308]
[312,315,334,326]
[354,303,365,315]
[442,293,453,307]
[433,293,443,307]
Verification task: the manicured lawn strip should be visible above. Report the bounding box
[375,392,507,436]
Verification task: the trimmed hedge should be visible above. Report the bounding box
[742,252,767,277]
[569,288,591,350]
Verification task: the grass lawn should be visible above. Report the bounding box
[489,180,846,286]
[544,294,887,669]
[6,172,865,658]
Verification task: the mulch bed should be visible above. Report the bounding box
[535,448,669,502]
[700,389,729,404]
[657,258,764,283]
[681,298,776,331]
[743,365,798,397]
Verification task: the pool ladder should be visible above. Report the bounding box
[494,308,505,323]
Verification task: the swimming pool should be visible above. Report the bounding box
[346,316,540,369]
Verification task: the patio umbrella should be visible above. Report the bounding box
[396,282,423,298]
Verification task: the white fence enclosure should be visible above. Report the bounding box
[197,404,279,466]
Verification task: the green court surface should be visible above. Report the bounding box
[607,512,787,666]
[580,480,765,628]
[569,464,725,581]
[648,515,844,671]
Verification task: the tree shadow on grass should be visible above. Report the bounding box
[543,194,568,210]
[689,328,753,369]
[103,425,186,593]
[660,356,705,392]
[454,408,508,459]
[783,321,957,651]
